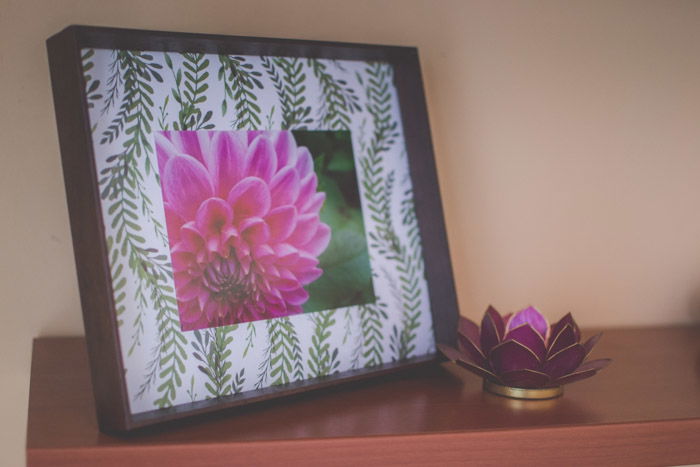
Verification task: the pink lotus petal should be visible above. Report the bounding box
[543,344,586,379]
[548,324,578,357]
[227,177,271,219]
[506,306,548,340]
[583,332,603,357]
[438,345,499,383]
[499,369,550,389]
[504,323,547,362]
[550,312,581,343]
[480,306,505,354]
[490,340,541,374]
[163,155,214,219]
[245,135,277,182]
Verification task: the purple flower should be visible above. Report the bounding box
[156,130,330,330]
[439,306,610,388]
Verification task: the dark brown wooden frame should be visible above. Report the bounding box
[46,25,458,432]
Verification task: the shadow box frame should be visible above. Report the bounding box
[46,25,458,432]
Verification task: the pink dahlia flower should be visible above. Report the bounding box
[155,130,331,330]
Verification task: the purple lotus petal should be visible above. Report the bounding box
[550,312,581,343]
[506,306,548,339]
[438,344,499,382]
[583,332,603,357]
[574,358,611,373]
[543,343,586,379]
[499,369,550,389]
[458,316,481,346]
[480,306,505,354]
[553,369,599,385]
[504,324,547,362]
[457,334,487,366]
[490,340,541,374]
[548,324,578,357]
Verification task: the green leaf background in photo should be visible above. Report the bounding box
[292,130,375,313]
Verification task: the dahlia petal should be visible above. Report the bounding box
[171,130,207,166]
[155,132,181,173]
[227,177,271,219]
[265,205,297,242]
[504,324,547,362]
[170,250,194,272]
[163,203,184,243]
[296,267,323,285]
[550,312,581,343]
[543,344,586,379]
[253,244,275,262]
[245,135,277,182]
[548,324,578,357]
[506,306,549,340]
[179,222,205,253]
[195,198,233,238]
[287,213,320,246]
[163,155,214,219]
[303,223,331,256]
[210,131,247,197]
[273,243,301,265]
[272,131,298,168]
[179,301,205,324]
[173,273,200,302]
[239,217,271,244]
[583,332,603,357]
[296,173,318,209]
[293,252,320,270]
[480,306,505,354]
[269,166,300,206]
[499,369,550,389]
[295,147,314,177]
[438,345,499,383]
[490,340,541,374]
[302,192,326,214]
[282,287,309,305]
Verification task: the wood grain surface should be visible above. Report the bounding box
[27,326,700,466]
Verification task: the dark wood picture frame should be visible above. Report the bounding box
[46,25,458,432]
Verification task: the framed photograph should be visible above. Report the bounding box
[47,25,458,432]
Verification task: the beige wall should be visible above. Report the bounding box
[3,0,700,463]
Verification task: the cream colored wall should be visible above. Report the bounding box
[3,0,700,463]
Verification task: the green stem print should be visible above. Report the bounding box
[256,318,304,388]
[165,53,214,131]
[192,326,237,398]
[307,310,340,378]
[217,55,264,129]
[358,302,389,368]
[81,49,102,113]
[309,59,360,130]
[261,56,312,129]
[97,51,186,408]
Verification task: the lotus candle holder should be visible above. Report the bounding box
[438,306,611,400]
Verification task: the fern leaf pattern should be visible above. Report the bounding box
[82,48,433,415]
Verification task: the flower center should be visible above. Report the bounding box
[201,255,250,304]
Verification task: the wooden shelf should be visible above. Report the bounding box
[27,326,700,466]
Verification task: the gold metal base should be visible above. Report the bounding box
[483,380,563,400]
